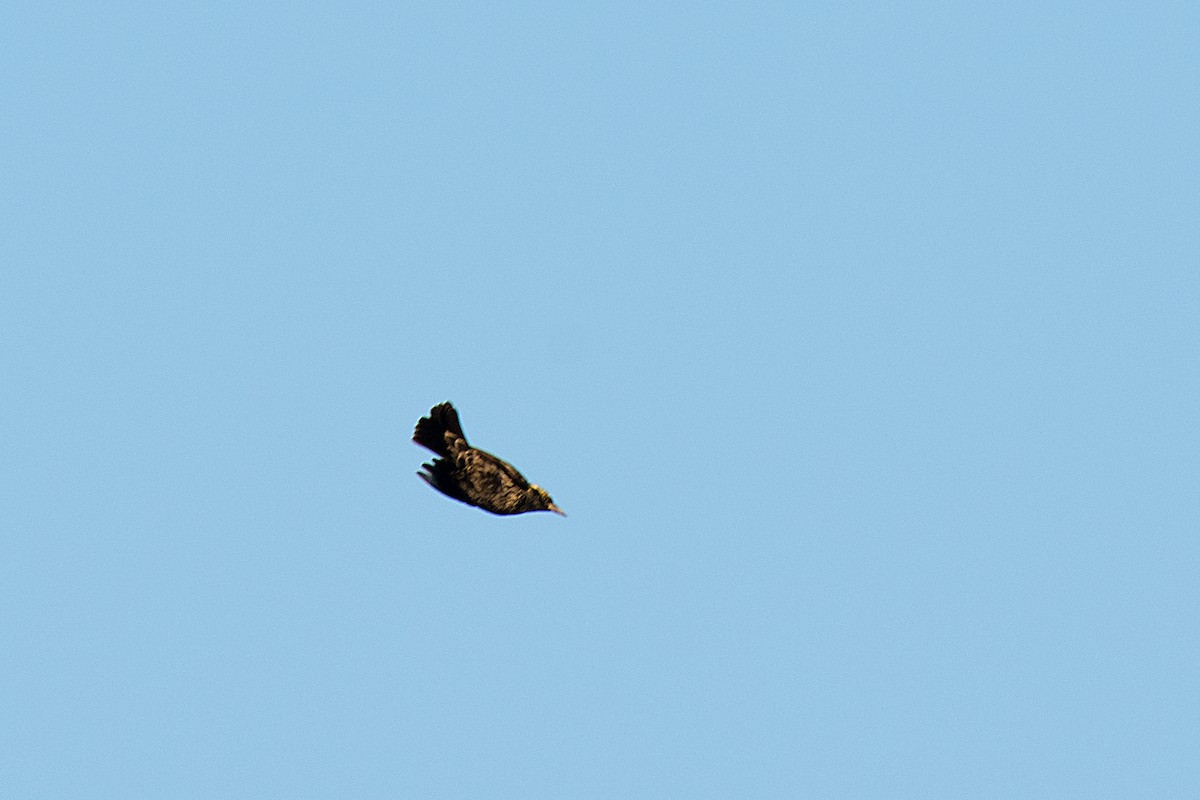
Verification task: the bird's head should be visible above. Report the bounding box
[529,484,566,516]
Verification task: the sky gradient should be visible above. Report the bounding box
[3,3,1198,797]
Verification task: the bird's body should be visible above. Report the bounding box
[413,402,565,516]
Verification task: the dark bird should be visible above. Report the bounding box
[413,402,566,516]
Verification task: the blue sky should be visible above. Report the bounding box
[3,3,1197,797]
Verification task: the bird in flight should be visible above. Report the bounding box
[413,402,566,516]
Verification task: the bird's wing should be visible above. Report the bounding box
[453,446,529,494]
[477,448,531,488]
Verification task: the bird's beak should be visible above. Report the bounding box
[548,503,566,517]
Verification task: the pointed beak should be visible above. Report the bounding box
[548,503,566,517]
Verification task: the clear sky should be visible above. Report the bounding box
[3,3,1197,797]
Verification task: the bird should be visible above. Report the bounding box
[412,402,566,516]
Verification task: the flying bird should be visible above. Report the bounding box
[413,402,566,516]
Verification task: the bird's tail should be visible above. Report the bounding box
[413,402,467,456]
